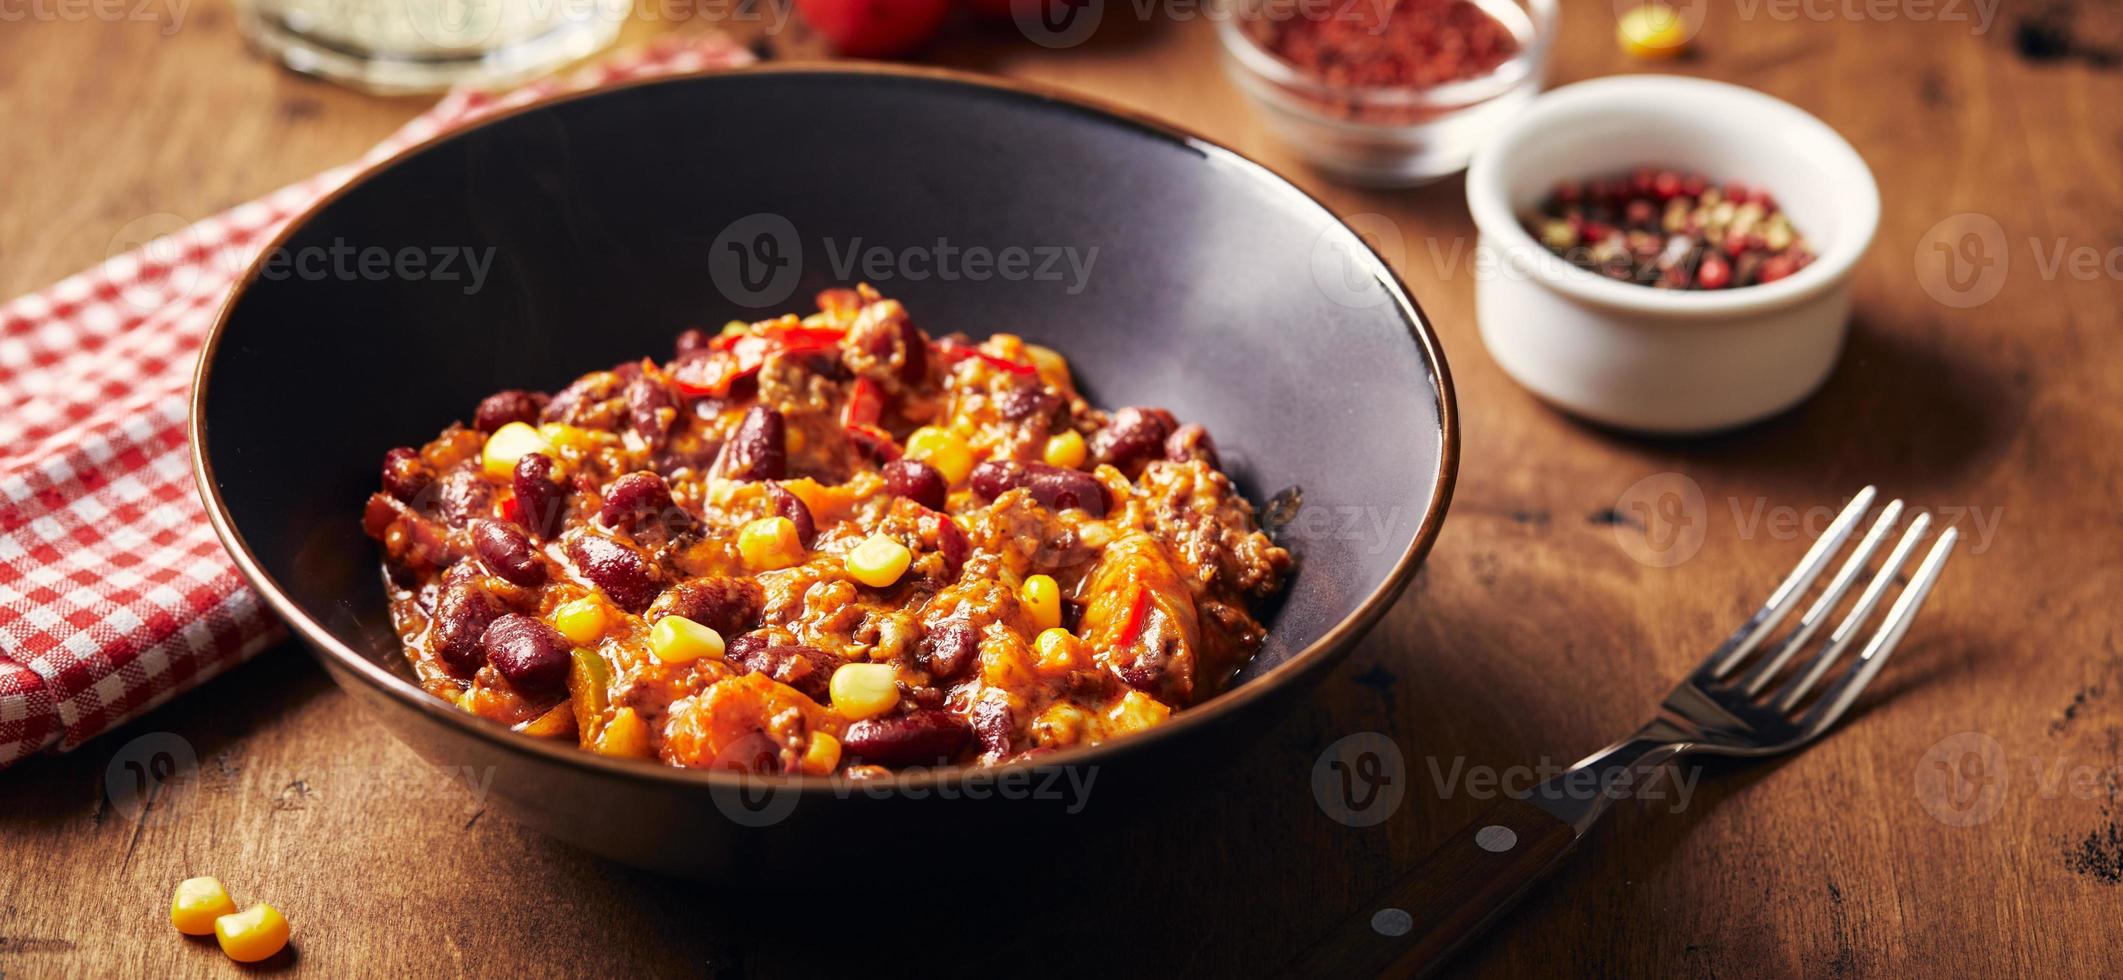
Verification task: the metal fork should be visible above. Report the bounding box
[1288,487,1960,979]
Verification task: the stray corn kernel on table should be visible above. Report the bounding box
[2,4,2120,978]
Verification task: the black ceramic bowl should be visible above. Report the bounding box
[193,65,1456,875]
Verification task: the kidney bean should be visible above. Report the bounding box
[472,519,546,588]
[764,483,816,546]
[1089,406,1177,470]
[565,533,661,612]
[924,513,968,577]
[598,471,676,532]
[882,459,947,511]
[724,630,769,665]
[968,460,1107,517]
[995,383,1061,423]
[896,317,927,383]
[842,709,973,766]
[971,700,1013,757]
[915,623,979,681]
[716,406,785,482]
[435,469,493,527]
[725,641,842,703]
[645,576,764,634]
[1164,423,1221,470]
[474,390,545,432]
[512,453,567,539]
[481,614,570,699]
[675,327,712,355]
[626,372,678,449]
[380,447,434,504]
[433,582,502,675]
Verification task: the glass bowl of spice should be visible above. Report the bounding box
[1217,0,1557,186]
[1464,75,1880,434]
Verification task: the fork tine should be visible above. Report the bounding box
[1737,500,1905,695]
[1700,486,1878,679]
[1798,527,1960,733]
[1772,513,1933,711]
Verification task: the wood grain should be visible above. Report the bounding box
[6,3,2123,978]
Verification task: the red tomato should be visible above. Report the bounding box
[795,0,953,57]
[963,0,1014,18]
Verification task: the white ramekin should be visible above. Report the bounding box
[1464,75,1880,434]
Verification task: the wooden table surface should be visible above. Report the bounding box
[5,3,2121,977]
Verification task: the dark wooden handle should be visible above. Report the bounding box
[1285,797,1580,979]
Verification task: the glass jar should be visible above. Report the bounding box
[235,0,629,94]
[1217,0,1558,187]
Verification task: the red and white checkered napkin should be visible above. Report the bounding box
[0,36,753,769]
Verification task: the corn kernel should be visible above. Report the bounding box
[845,534,912,588]
[213,903,289,964]
[829,662,900,720]
[721,319,749,337]
[537,422,592,452]
[593,707,652,758]
[481,421,551,478]
[800,730,842,774]
[1033,627,1082,672]
[650,615,725,664]
[1617,3,1691,59]
[738,516,805,570]
[1020,574,1062,632]
[904,426,974,486]
[1042,430,1087,469]
[550,596,608,646]
[170,876,237,936]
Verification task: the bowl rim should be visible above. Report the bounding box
[1464,73,1881,318]
[189,61,1460,798]
[1214,0,1560,117]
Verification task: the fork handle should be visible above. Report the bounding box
[1285,797,1579,979]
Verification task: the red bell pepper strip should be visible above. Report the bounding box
[675,325,850,398]
[1116,584,1151,647]
[935,338,1036,376]
[841,377,884,428]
